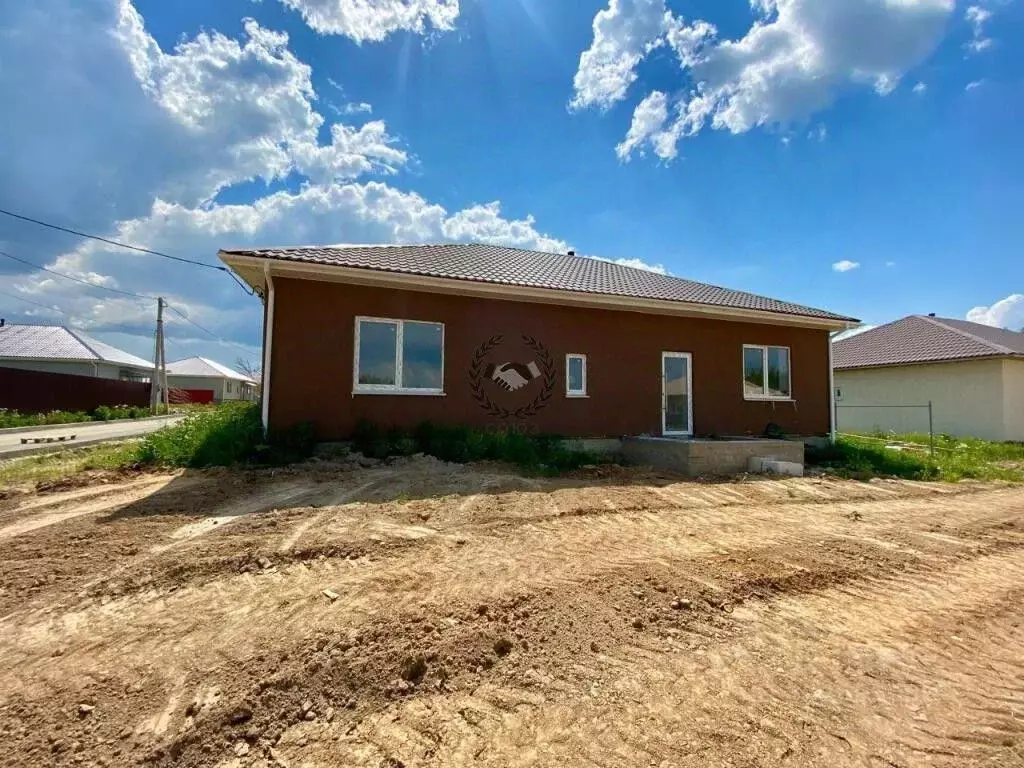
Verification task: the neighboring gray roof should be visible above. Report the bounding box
[220,244,856,324]
[833,315,1024,370]
[166,357,255,382]
[0,324,152,369]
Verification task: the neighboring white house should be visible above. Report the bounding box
[165,357,257,403]
[833,315,1024,441]
[0,324,153,380]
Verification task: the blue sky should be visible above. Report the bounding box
[1,0,1022,369]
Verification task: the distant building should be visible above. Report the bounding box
[0,324,152,380]
[166,357,257,403]
[833,315,1024,441]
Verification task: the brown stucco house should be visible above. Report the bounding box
[220,245,857,441]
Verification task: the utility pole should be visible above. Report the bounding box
[150,298,166,414]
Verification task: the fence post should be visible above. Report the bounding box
[928,401,934,457]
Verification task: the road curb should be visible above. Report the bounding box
[0,415,179,436]
[0,437,141,461]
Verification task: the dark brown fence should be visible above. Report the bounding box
[0,367,151,413]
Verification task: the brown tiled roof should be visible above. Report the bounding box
[833,315,1024,370]
[220,243,856,323]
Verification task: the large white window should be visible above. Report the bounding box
[566,354,587,397]
[743,344,791,400]
[354,317,444,395]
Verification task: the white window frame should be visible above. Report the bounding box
[565,353,588,398]
[742,344,793,401]
[662,351,693,437]
[353,316,445,396]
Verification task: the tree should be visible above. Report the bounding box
[235,357,262,384]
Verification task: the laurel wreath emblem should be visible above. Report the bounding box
[469,334,556,419]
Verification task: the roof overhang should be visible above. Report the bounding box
[0,356,151,369]
[835,354,1020,372]
[220,251,859,332]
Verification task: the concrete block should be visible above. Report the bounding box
[748,457,804,477]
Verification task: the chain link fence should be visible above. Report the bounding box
[835,401,935,455]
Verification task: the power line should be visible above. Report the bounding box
[0,207,225,271]
[2,248,256,357]
[0,289,65,313]
[0,249,155,301]
[164,303,256,357]
[0,207,253,295]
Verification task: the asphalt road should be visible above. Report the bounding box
[0,416,183,459]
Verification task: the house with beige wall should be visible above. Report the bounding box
[833,315,1024,442]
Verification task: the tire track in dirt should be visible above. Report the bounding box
[0,466,1020,768]
[2,487,1020,687]
[0,476,181,540]
[317,547,1024,768]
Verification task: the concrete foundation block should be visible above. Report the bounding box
[748,457,804,477]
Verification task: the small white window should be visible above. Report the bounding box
[566,354,587,397]
[354,317,445,395]
[226,380,233,394]
[743,344,791,400]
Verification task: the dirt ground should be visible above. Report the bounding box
[0,456,1022,768]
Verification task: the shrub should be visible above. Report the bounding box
[133,402,315,468]
[0,409,92,428]
[352,420,601,475]
[0,405,150,429]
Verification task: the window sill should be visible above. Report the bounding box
[353,389,446,397]
[566,393,589,399]
[744,396,795,403]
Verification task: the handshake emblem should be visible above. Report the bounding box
[485,361,542,392]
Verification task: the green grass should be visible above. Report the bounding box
[352,420,603,475]
[0,404,155,429]
[133,402,314,468]
[808,434,1024,482]
[0,403,315,489]
[0,441,143,487]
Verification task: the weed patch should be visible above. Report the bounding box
[351,420,603,475]
[134,403,314,468]
[0,404,159,429]
[808,435,1024,482]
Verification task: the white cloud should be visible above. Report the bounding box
[833,324,875,341]
[965,5,993,54]
[575,0,957,160]
[913,81,928,94]
[441,202,568,253]
[340,102,373,115]
[0,0,564,362]
[276,0,460,42]
[885,261,897,267]
[290,121,408,182]
[616,91,669,160]
[965,79,985,91]
[609,257,668,274]
[967,294,1024,329]
[569,0,673,111]
[809,124,828,142]
[832,260,860,273]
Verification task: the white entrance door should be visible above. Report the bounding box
[662,352,693,436]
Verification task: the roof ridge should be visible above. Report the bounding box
[63,326,102,361]
[917,314,1016,355]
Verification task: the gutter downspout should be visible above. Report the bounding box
[828,331,838,443]
[260,264,276,434]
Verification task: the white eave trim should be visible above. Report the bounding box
[219,252,858,331]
